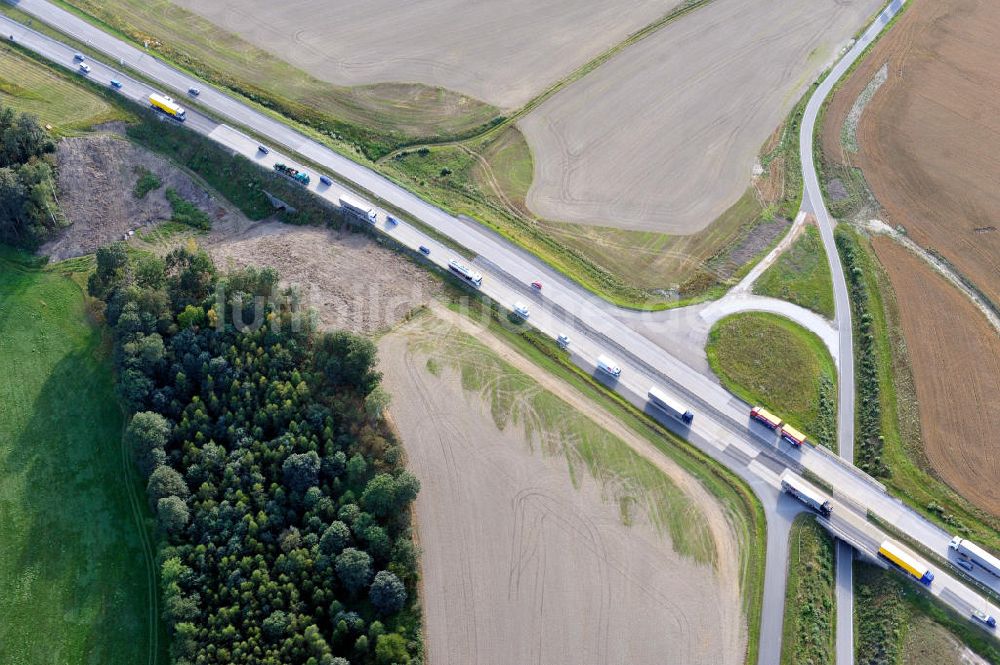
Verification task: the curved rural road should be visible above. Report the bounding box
[7,3,998,665]
[797,2,906,663]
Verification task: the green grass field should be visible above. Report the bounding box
[0,248,160,665]
[707,312,837,449]
[0,43,126,132]
[754,225,835,318]
[855,562,1000,665]
[780,515,835,665]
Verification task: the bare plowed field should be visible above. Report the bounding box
[380,311,745,665]
[519,0,882,232]
[168,0,680,109]
[821,0,1000,306]
[873,238,1000,516]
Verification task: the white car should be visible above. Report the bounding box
[557,334,570,348]
[513,302,529,319]
[78,63,91,74]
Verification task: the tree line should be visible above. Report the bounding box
[91,240,422,665]
[0,102,63,249]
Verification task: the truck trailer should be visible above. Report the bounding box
[273,163,310,185]
[596,355,622,378]
[647,386,694,423]
[780,424,808,447]
[950,537,1000,578]
[149,93,186,121]
[879,540,934,585]
[779,470,832,515]
[750,406,782,430]
[339,194,377,223]
[447,259,483,287]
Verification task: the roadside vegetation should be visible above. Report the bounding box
[164,188,210,231]
[0,247,160,664]
[88,241,423,664]
[780,515,835,665]
[133,166,162,198]
[835,226,1000,551]
[707,312,837,450]
[754,224,835,318]
[855,562,1000,665]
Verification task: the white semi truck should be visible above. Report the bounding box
[779,470,833,516]
[339,194,377,224]
[596,355,622,378]
[950,537,1000,578]
[647,385,694,424]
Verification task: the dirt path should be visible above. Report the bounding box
[381,306,746,664]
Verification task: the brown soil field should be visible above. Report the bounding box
[205,223,442,334]
[164,0,680,109]
[519,0,883,232]
[872,237,1000,516]
[821,0,1000,307]
[380,308,745,665]
[903,617,991,665]
[42,128,248,260]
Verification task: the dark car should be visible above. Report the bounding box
[419,246,431,255]
[319,175,333,186]
[257,145,269,155]
[110,79,123,89]
[188,87,200,96]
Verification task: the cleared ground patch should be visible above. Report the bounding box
[904,617,992,665]
[872,238,1000,517]
[0,43,123,132]
[821,0,1000,309]
[753,225,835,319]
[0,249,158,664]
[168,0,681,110]
[381,310,746,664]
[519,0,883,232]
[205,222,443,334]
[707,312,836,449]
[42,129,250,260]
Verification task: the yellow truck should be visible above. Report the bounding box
[149,93,186,121]
[879,539,934,585]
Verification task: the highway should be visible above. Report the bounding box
[5,0,998,660]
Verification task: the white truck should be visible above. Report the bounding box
[647,386,694,424]
[779,470,833,516]
[339,194,377,224]
[950,537,1000,578]
[596,355,622,378]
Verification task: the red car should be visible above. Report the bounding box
[531,281,543,290]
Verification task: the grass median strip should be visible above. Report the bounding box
[780,514,835,665]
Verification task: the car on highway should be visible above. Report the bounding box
[187,87,200,96]
[257,145,269,155]
[73,53,84,61]
[78,63,91,74]
[513,302,530,319]
[419,246,431,255]
[557,334,571,348]
[110,79,122,89]
[319,175,333,186]
[531,280,543,290]
[972,609,997,628]
[386,215,399,226]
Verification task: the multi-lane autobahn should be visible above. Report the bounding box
[3,0,997,662]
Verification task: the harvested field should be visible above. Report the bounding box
[519,0,882,232]
[381,310,745,665]
[821,0,1000,307]
[206,223,442,335]
[42,129,249,260]
[166,0,680,109]
[872,237,1000,517]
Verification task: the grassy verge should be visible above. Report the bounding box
[780,515,835,665]
[438,289,767,665]
[0,41,128,132]
[0,246,163,664]
[754,225,835,318]
[132,166,161,198]
[836,227,1000,551]
[855,562,1000,665]
[706,312,837,450]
